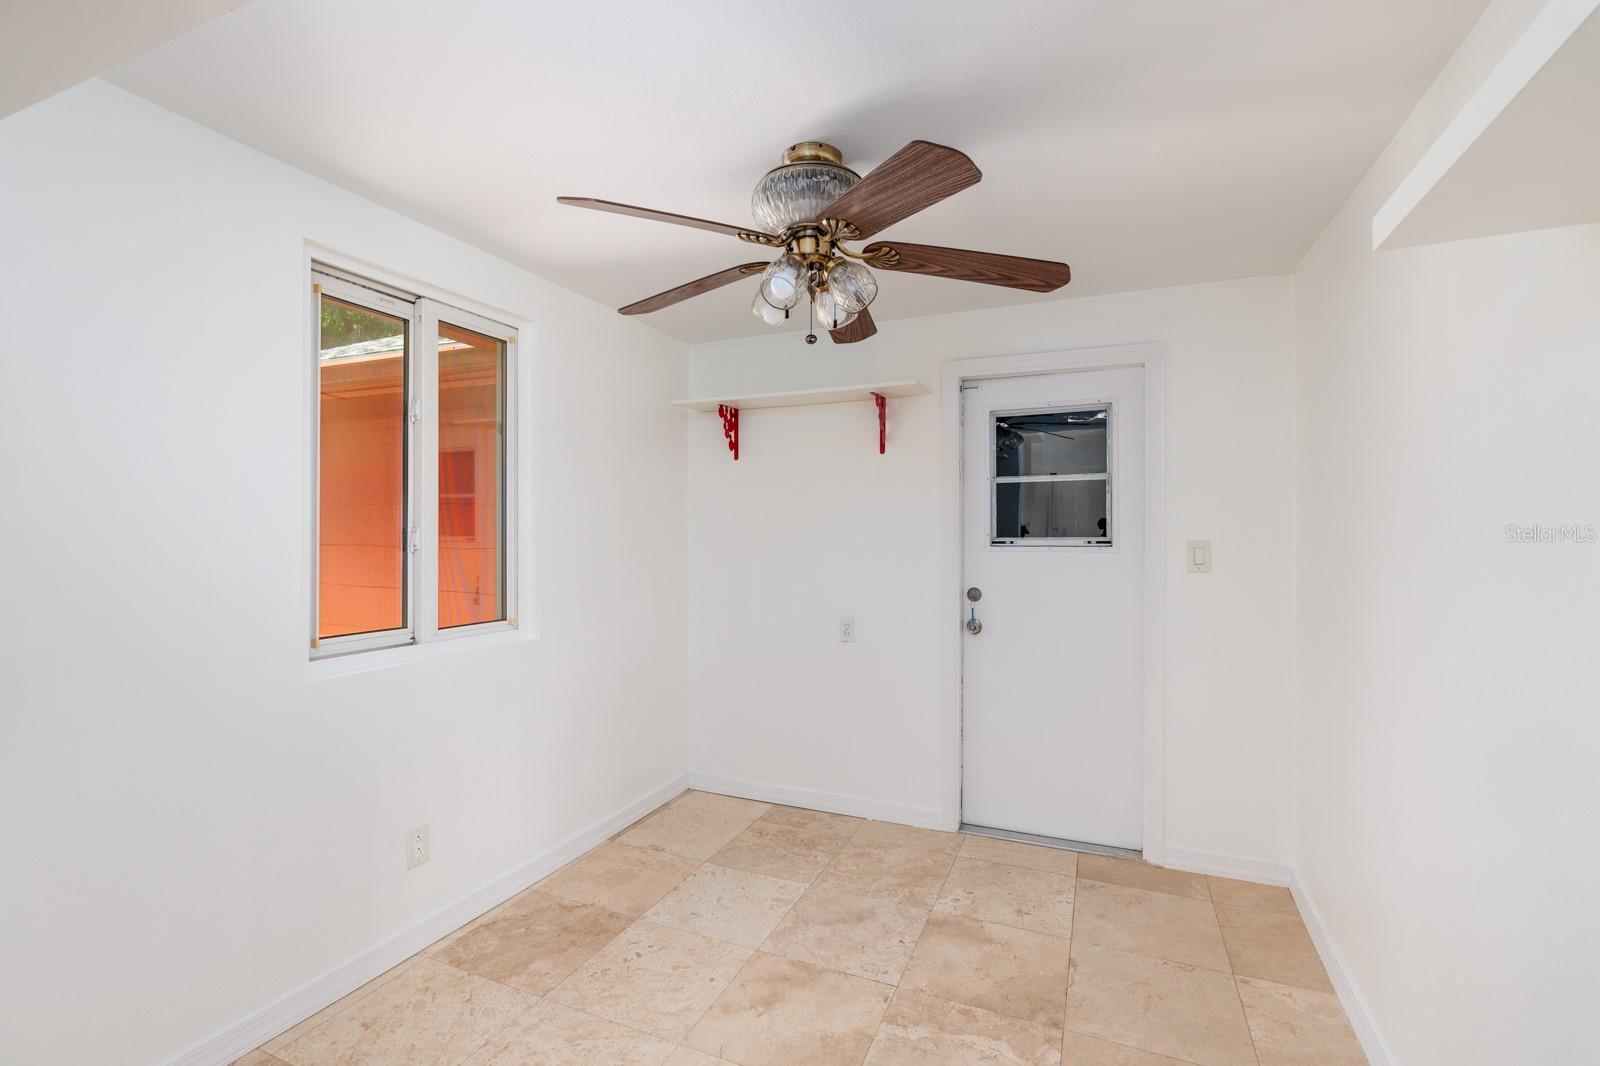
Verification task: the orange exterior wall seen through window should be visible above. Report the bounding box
[437,321,504,629]
[318,299,406,639]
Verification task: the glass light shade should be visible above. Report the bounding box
[759,254,805,309]
[750,162,860,231]
[826,259,878,314]
[751,288,788,326]
[813,287,857,331]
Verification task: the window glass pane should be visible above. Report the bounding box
[318,295,407,637]
[438,322,505,628]
[995,480,1109,541]
[995,408,1107,476]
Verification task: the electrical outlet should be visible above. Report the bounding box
[695,742,710,768]
[839,615,856,643]
[406,824,430,870]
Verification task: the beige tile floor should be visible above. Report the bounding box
[236,791,1366,1066]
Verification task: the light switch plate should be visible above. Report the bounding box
[1186,540,1212,573]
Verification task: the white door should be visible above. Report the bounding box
[961,367,1145,849]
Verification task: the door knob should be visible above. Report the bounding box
[965,607,982,635]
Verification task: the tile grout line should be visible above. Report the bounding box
[277,952,545,1066]
[443,993,539,1066]
[441,951,711,1060]
[663,824,757,1056]
[938,845,1077,941]
[539,993,701,1055]
[1215,895,1265,1066]
[1062,936,1240,979]
[1073,874,1211,902]
[1059,849,1078,1056]
[852,828,968,1064]
[1069,1029,1219,1066]
[1209,857,1299,1056]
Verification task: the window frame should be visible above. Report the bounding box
[309,263,518,660]
[415,298,517,647]
[989,402,1115,548]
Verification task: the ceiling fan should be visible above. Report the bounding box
[558,140,1071,344]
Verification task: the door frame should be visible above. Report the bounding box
[939,342,1167,864]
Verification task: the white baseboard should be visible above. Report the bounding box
[1291,869,1394,1066]
[167,774,690,1066]
[1158,846,1293,886]
[687,772,947,829]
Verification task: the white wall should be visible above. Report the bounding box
[1292,1,1600,1062]
[0,82,689,1065]
[687,277,1298,867]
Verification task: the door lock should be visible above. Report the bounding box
[966,586,982,602]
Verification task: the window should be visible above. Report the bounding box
[312,264,514,657]
[992,406,1111,546]
[436,321,506,629]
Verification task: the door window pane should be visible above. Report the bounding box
[993,405,1111,545]
[995,409,1107,476]
[437,322,505,628]
[995,480,1109,540]
[318,295,408,637]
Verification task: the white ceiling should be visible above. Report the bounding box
[106,0,1488,343]
[1,0,249,118]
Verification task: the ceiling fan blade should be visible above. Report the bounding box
[829,307,877,344]
[865,241,1070,292]
[818,141,981,240]
[618,263,767,315]
[558,197,775,241]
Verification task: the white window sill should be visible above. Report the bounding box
[303,625,533,681]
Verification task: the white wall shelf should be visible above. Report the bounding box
[672,380,928,413]
[1372,0,1600,250]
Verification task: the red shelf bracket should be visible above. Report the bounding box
[872,392,887,454]
[717,403,739,460]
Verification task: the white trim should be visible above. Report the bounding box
[302,625,533,681]
[309,271,418,657]
[165,774,689,1066]
[1370,0,1600,249]
[1292,868,1397,1066]
[414,297,519,646]
[940,342,1167,859]
[687,772,946,829]
[672,380,928,412]
[1159,846,1292,886]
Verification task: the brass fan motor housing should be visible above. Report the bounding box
[781,141,845,166]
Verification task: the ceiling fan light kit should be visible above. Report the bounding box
[828,258,877,314]
[750,288,789,326]
[758,254,806,309]
[558,138,1071,344]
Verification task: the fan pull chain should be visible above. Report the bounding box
[806,291,818,345]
